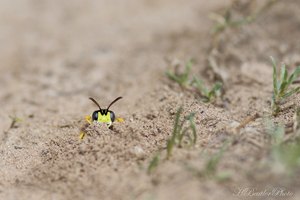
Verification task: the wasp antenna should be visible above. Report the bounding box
[89,97,102,110]
[107,96,122,110]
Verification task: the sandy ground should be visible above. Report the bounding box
[1,0,300,199]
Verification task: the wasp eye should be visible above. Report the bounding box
[92,111,98,121]
[110,111,115,122]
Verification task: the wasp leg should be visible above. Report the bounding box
[85,115,92,124]
[116,117,124,122]
[80,119,90,140]
[107,121,112,128]
[79,131,86,140]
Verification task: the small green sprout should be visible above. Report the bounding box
[210,10,254,34]
[201,140,231,181]
[205,149,224,176]
[9,115,23,129]
[210,0,278,35]
[2,116,23,141]
[146,107,196,174]
[166,60,222,103]
[272,140,300,174]
[272,140,300,175]
[184,140,231,181]
[271,57,300,115]
[147,154,160,174]
[293,107,300,131]
[166,60,192,87]
[266,119,300,174]
[266,119,285,145]
[192,77,222,102]
[167,107,196,159]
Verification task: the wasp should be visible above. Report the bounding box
[79,97,123,139]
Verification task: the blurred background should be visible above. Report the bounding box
[0,0,228,132]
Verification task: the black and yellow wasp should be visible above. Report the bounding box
[80,97,123,139]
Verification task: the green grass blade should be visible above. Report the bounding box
[175,107,184,137]
[179,60,193,85]
[166,139,174,159]
[271,56,278,96]
[166,71,181,83]
[287,66,300,85]
[179,113,196,147]
[271,94,279,116]
[184,60,193,76]
[280,64,288,83]
[186,112,196,144]
[167,108,197,158]
[192,77,208,96]
[166,60,193,87]
[208,82,222,99]
[205,148,224,175]
[179,127,190,146]
[147,154,160,174]
[294,107,300,131]
[189,114,197,145]
[282,87,300,99]
[173,107,183,136]
[177,116,187,139]
[279,82,287,97]
[272,140,300,174]
[204,140,230,177]
[278,64,288,93]
[167,107,183,158]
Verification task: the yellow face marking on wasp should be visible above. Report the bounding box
[97,112,111,123]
